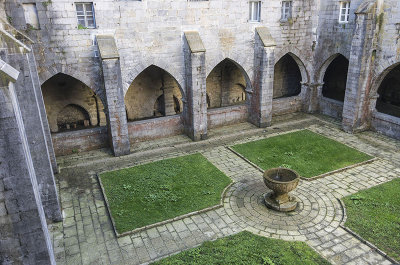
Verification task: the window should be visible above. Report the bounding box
[75,3,95,28]
[339,1,350,23]
[249,1,261,22]
[23,3,40,29]
[281,1,292,21]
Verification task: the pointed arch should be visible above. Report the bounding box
[274,51,309,84]
[319,54,349,102]
[273,53,304,98]
[124,65,184,121]
[124,63,185,98]
[41,73,107,132]
[316,53,349,85]
[374,63,400,118]
[206,58,251,109]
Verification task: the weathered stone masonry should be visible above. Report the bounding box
[1,0,400,263]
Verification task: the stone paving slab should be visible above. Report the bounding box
[50,114,399,265]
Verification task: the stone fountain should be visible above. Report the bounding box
[263,168,300,212]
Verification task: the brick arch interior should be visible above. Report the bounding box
[206,59,248,109]
[124,65,183,121]
[321,54,349,102]
[375,64,400,118]
[41,73,106,133]
[273,54,302,99]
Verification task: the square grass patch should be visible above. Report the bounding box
[232,129,373,178]
[99,153,232,234]
[152,231,331,265]
[343,178,400,262]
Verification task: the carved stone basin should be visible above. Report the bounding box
[263,168,300,212]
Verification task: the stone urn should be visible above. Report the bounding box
[263,168,300,212]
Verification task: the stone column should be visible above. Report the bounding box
[250,27,276,127]
[183,31,208,140]
[342,7,376,132]
[302,82,323,113]
[163,73,176,116]
[97,35,130,156]
[8,51,62,222]
[0,59,55,264]
[27,51,59,174]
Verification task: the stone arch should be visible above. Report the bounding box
[273,53,303,99]
[206,56,253,86]
[124,65,184,121]
[206,58,251,109]
[320,54,349,102]
[123,62,185,98]
[373,62,400,118]
[41,73,106,132]
[316,53,349,84]
[274,49,309,84]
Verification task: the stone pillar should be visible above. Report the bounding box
[183,31,208,141]
[27,51,58,174]
[97,35,130,156]
[302,82,323,113]
[342,8,376,132]
[250,27,276,127]
[163,73,176,116]
[8,51,62,222]
[0,59,56,264]
[220,65,231,107]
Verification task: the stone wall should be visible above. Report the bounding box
[51,126,108,156]
[207,105,248,129]
[128,115,184,144]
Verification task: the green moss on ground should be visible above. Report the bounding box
[100,153,232,233]
[232,130,372,178]
[343,178,400,261]
[152,231,331,265]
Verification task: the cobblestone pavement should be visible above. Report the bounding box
[50,113,400,265]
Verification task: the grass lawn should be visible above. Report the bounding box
[343,178,400,261]
[232,130,372,178]
[152,231,331,265]
[99,153,232,234]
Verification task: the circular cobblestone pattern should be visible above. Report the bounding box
[226,179,343,241]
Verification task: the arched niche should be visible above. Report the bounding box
[41,73,106,133]
[322,54,349,102]
[375,64,400,118]
[273,54,302,99]
[124,65,183,121]
[206,58,249,109]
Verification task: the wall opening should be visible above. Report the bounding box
[57,104,91,131]
[273,54,302,99]
[125,65,183,122]
[41,73,106,133]
[376,64,400,118]
[206,59,247,109]
[322,55,349,102]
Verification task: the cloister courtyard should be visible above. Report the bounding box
[49,113,400,265]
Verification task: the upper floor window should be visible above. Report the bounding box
[281,1,292,21]
[339,1,350,23]
[249,1,261,22]
[75,3,96,29]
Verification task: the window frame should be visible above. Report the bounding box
[338,1,351,23]
[75,2,96,29]
[249,1,261,22]
[281,1,292,21]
